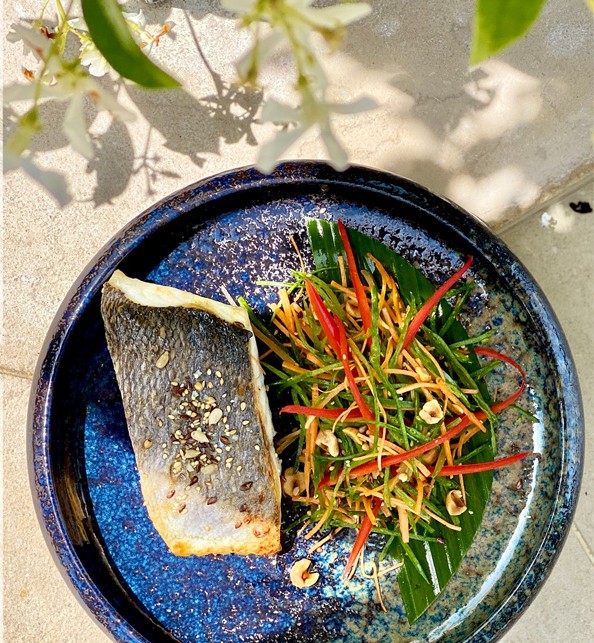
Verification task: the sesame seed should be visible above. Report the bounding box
[226,405,231,413]
[219,378,224,385]
[207,382,214,389]
[254,445,260,451]
[209,408,223,425]
[163,453,168,459]
[240,402,247,411]
[162,443,168,448]
[155,351,169,369]
[242,420,250,426]
[168,414,175,420]
[143,439,153,449]
[215,371,222,378]
[207,369,212,375]
[236,466,243,472]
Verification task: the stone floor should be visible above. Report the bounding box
[2,1,593,641]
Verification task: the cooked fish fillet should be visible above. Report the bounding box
[101,270,282,556]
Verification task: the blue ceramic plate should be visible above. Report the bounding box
[30,163,583,642]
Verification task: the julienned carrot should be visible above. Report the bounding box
[305,280,341,356]
[402,256,473,350]
[432,451,531,476]
[280,405,362,420]
[338,220,372,334]
[336,312,375,421]
[343,497,382,579]
[318,349,526,488]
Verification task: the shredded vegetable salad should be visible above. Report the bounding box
[243,219,531,622]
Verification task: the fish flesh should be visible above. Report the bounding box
[101,270,282,556]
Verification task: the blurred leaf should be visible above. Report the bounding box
[471,0,547,64]
[81,0,180,89]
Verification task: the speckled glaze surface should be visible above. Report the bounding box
[29,162,583,643]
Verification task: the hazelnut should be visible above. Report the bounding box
[315,429,340,457]
[419,399,443,425]
[289,559,319,588]
[282,468,306,497]
[445,489,467,516]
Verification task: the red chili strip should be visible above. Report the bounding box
[318,347,526,489]
[280,405,362,420]
[305,280,341,356]
[402,256,473,351]
[336,313,375,422]
[342,497,382,580]
[337,220,372,335]
[431,451,531,476]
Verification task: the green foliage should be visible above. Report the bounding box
[471,0,547,63]
[81,0,179,89]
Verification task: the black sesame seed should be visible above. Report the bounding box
[240,481,253,491]
[207,496,217,505]
[239,504,248,512]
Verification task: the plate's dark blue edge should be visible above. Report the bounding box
[28,161,584,643]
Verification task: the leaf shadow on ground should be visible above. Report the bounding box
[339,0,593,216]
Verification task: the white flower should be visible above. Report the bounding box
[235,27,285,84]
[69,10,172,77]
[257,93,376,173]
[78,39,111,77]
[4,64,135,160]
[7,23,53,60]
[223,0,371,34]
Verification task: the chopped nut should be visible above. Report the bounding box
[315,429,340,457]
[445,489,467,516]
[289,559,319,588]
[282,467,306,497]
[419,399,443,425]
[421,447,439,465]
[343,427,363,445]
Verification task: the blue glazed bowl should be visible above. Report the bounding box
[29,162,583,642]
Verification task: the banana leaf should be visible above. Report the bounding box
[306,217,495,623]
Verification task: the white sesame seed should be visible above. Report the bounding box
[155,351,169,369]
[240,402,247,411]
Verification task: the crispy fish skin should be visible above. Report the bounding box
[101,270,281,556]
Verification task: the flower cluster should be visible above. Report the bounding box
[222,0,376,172]
[4,1,174,205]
[4,1,373,205]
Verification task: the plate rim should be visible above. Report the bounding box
[28,161,584,643]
